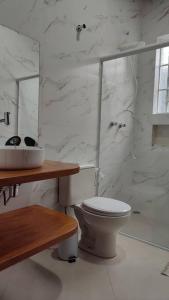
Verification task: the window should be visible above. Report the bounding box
[153,38,169,114]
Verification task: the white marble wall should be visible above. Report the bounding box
[0,0,168,250]
[98,0,169,248]
[99,0,169,206]
[118,48,169,248]
[121,50,169,215]
[115,1,169,248]
[0,0,141,211]
[132,3,169,207]
[141,0,169,44]
[0,1,168,245]
[134,1,169,184]
[99,56,138,197]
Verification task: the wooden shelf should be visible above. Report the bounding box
[0,205,78,271]
[0,160,80,186]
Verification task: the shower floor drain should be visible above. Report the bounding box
[161,262,169,277]
[133,210,141,215]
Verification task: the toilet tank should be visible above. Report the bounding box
[59,165,97,207]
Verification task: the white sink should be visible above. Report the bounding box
[0,146,45,170]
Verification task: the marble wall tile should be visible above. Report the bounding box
[40,65,98,164]
[141,0,169,43]
[99,0,169,249]
[120,1,169,247]
[99,56,137,198]
[0,0,168,231]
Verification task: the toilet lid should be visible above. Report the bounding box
[82,197,131,217]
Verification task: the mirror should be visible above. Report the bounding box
[0,25,39,145]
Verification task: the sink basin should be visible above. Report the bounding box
[0,146,45,170]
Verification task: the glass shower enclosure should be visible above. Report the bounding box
[98,40,169,250]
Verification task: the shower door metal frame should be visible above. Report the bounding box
[96,39,169,195]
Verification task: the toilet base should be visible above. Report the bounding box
[78,230,117,258]
[74,204,130,259]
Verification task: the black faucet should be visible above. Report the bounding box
[0,112,10,125]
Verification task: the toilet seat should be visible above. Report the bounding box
[82,197,131,217]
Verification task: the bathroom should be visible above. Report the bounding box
[0,0,169,299]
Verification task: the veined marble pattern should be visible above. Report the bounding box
[99,57,137,198]
[0,179,58,213]
[141,0,169,44]
[41,65,98,164]
[121,48,169,248]
[124,45,169,246]
[133,50,156,155]
[99,45,169,249]
[0,0,168,251]
[0,2,141,217]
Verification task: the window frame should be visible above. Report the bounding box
[153,36,169,114]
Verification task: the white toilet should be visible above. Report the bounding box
[59,165,131,258]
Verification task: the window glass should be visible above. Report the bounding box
[159,65,168,89]
[166,93,169,112]
[153,45,169,114]
[161,47,169,65]
[158,90,167,113]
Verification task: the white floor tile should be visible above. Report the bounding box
[123,213,169,249]
[0,235,169,300]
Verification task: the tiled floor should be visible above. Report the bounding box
[123,213,169,249]
[0,235,169,300]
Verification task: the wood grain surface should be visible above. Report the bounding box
[0,160,80,186]
[0,205,78,271]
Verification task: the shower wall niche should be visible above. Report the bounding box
[152,125,169,147]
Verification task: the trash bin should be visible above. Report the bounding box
[57,232,78,262]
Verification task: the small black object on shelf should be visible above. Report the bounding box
[24,137,38,147]
[5,136,21,146]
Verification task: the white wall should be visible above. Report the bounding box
[0,0,168,247]
[131,1,169,216]
[0,0,141,211]
[99,56,138,197]
[141,0,169,43]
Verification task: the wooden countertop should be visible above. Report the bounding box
[0,160,80,186]
[0,205,78,271]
